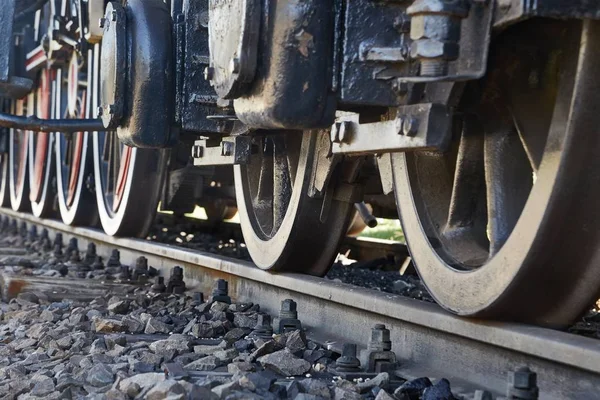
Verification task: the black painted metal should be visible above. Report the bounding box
[100,0,175,148]
[232,0,337,130]
[0,112,104,133]
[177,0,225,134]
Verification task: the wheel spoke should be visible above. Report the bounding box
[272,135,292,233]
[483,116,532,255]
[446,115,485,230]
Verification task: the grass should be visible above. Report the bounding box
[358,218,405,243]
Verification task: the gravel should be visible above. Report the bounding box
[0,219,466,399]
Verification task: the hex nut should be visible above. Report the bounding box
[281,299,297,312]
[411,39,459,60]
[407,0,470,18]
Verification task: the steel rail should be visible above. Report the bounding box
[1,208,599,399]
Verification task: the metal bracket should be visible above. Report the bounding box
[331,103,452,156]
[401,0,494,83]
[192,136,252,167]
[494,0,600,29]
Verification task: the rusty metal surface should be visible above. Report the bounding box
[1,208,600,398]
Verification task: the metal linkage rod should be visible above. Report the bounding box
[0,112,105,133]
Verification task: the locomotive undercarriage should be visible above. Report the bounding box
[1,0,600,327]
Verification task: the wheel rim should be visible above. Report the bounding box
[90,40,167,237]
[9,98,30,211]
[393,20,600,326]
[235,130,353,274]
[29,68,55,217]
[56,50,97,225]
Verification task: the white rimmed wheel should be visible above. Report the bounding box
[89,44,167,237]
[9,98,31,211]
[55,50,98,226]
[392,20,600,327]
[28,68,56,217]
[234,130,354,275]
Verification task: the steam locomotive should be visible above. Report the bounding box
[1,0,600,327]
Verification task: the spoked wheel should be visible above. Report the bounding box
[235,130,353,275]
[55,50,98,226]
[9,98,31,212]
[29,68,56,217]
[91,46,167,237]
[392,20,600,326]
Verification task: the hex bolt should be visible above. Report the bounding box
[252,314,274,340]
[107,249,121,268]
[42,238,51,252]
[173,286,185,295]
[85,243,97,265]
[280,299,298,320]
[402,116,419,137]
[69,248,81,263]
[118,265,131,280]
[212,279,231,303]
[135,256,148,271]
[191,145,203,159]
[507,366,539,399]
[19,221,27,238]
[420,59,448,77]
[53,233,63,248]
[193,292,204,303]
[369,324,392,352]
[92,256,104,270]
[221,141,234,157]
[335,343,362,372]
[67,238,78,253]
[214,279,228,295]
[151,277,166,293]
[204,67,215,81]
[230,57,240,74]
[27,225,37,242]
[53,243,63,257]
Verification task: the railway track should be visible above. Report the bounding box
[2,208,599,399]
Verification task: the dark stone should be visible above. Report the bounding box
[299,378,332,399]
[234,339,253,353]
[394,377,433,400]
[422,379,456,400]
[86,363,115,387]
[258,349,311,376]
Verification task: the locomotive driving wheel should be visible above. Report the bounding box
[29,68,56,217]
[91,55,167,237]
[235,130,353,275]
[9,98,31,212]
[55,50,98,226]
[393,20,600,327]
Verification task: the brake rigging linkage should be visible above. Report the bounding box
[0,113,105,133]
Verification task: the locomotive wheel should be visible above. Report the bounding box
[392,20,600,326]
[234,130,353,275]
[90,46,167,237]
[29,68,55,217]
[56,50,98,226]
[9,98,31,212]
